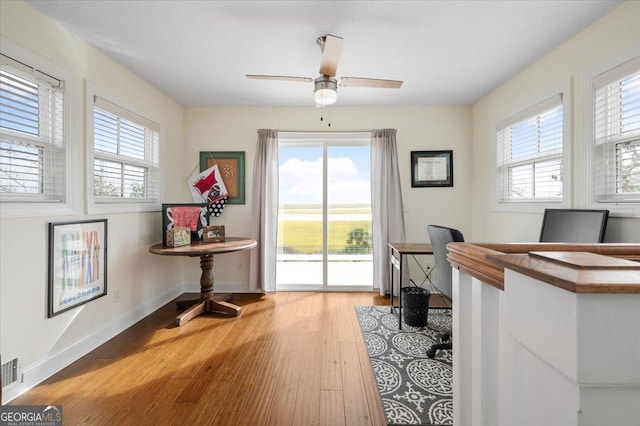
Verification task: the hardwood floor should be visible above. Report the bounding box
[11,292,399,425]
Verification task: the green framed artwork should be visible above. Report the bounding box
[199,151,245,204]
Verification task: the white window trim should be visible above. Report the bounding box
[583,42,640,218]
[0,37,76,218]
[492,80,572,213]
[85,81,162,214]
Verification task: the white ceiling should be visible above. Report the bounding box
[26,0,621,107]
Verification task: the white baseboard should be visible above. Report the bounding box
[2,284,184,404]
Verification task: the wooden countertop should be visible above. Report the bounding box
[446,243,640,293]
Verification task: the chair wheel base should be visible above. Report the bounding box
[426,341,452,359]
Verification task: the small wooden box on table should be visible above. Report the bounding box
[149,237,256,326]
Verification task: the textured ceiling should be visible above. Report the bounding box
[26,0,621,106]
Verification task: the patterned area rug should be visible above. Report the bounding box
[355,305,453,426]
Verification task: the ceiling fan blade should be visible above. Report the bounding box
[318,35,343,77]
[246,74,313,83]
[339,77,403,89]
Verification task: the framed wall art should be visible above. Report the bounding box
[48,219,108,317]
[162,203,209,246]
[411,150,453,187]
[199,151,245,204]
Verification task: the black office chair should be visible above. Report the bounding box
[425,225,464,358]
[539,209,609,243]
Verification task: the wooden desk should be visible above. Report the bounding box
[388,242,433,329]
[149,237,257,326]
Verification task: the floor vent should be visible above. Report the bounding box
[1,357,19,388]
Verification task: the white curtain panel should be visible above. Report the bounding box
[249,129,279,293]
[371,129,406,295]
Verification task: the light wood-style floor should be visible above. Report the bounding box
[11,292,403,425]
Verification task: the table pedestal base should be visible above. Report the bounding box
[173,253,242,326]
[175,295,241,326]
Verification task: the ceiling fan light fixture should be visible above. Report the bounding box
[314,76,338,105]
[248,35,402,105]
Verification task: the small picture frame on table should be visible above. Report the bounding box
[48,219,108,317]
[411,150,453,187]
[203,225,225,243]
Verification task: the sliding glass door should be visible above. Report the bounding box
[276,133,372,290]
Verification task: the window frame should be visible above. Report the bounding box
[85,82,161,214]
[0,37,76,218]
[584,43,640,218]
[492,81,572,213]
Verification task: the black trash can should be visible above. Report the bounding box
[401,287,431,327]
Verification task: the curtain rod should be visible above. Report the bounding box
[257,129,390,134]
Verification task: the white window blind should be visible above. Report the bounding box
[496,94,564,202]
[0,53,65,203]
[92,96,159,203]
[593,56,640,202]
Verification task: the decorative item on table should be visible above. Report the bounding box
[203,225,225,243]
[165,226,191,247]
[161,203,209,246]
[187,161,229,216]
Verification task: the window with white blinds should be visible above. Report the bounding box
[90,96,159,206]
[592,56,640,203]
[496,94,564,203]
[0,54,65,204]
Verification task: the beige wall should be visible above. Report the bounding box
[183,106,472,287]
[0,0,186,394]
[1,1,473,399]
[471,1,640,242]
[2,0,638,404]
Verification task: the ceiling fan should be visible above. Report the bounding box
[246,35,403,106]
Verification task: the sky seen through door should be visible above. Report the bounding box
[279,146,370,206]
